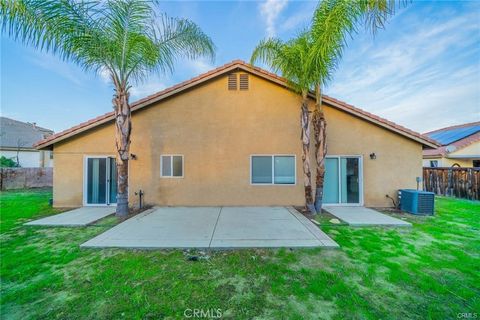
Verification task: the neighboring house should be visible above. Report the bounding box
[35,60,438,208]
[423,122,480,168]
[0,117,54,167]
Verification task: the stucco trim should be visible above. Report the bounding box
[35,60,439,150]
[446,154,480,159]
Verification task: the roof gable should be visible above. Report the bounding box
[35,60,439,149]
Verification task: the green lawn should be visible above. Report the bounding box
[1,189,479,319]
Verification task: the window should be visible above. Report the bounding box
[251,155,295,185]
[161,155,183,178]
[49,151,53,160]
[430,160,438,168]
[473,160,480,168]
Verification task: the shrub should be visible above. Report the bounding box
[0,156,18,167]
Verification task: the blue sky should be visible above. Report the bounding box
[1,0,479,133]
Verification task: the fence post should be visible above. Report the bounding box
[422,167,479,200]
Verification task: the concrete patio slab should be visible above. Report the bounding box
[81,206,338,249]
[81,207,221,249]
[24,207,115,226]
[324,206,411,227]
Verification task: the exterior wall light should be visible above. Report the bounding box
[369,152,376,160]
[130,153,137,160]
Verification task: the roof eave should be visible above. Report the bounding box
[34,60,440,150]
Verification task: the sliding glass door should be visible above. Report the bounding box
[324,156,362,205]
[85,157,117,205]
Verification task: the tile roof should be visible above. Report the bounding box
[35,60,439,149]
[0,117,53,149]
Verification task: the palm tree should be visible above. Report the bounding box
[251,33,318,213]
[251,0,396,213]
[309,0,397,212]
[1,0,215,216]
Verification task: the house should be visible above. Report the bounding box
[35,60,438,208]
[0,117,54,167]
[423,122,480,168]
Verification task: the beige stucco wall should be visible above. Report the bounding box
[423,157,473,168]
[52,73,422,208]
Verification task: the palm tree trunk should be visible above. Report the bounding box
[113,86,131,216]
[300,95,316,214]
[313,86,327,213]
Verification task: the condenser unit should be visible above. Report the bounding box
[399,189,435,215]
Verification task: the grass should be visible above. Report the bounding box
[1,189,479,319]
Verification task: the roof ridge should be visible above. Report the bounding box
[34,59,438,149]
[0,116,53,133]
[425,121,480,134]
[319,95,439,146]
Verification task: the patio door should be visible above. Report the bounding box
[85,157,117,205]
[323,156,362,205]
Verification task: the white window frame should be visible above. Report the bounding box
[323,155,364,207]
[250,154,296,186]
[83,155,118,207]
[160,154,184,178]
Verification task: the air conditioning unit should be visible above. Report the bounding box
[399,189,435,215]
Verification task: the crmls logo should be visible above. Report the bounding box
[184,308,223,318]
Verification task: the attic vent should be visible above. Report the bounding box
[239,74,249,90]
[228,73,237,90]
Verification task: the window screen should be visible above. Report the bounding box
[274,156,295,184]
[172,156,183,177]
[251,156,273,183]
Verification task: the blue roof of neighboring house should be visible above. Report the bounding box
[426,123,480,146]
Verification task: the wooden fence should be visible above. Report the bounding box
[423,167,480,200]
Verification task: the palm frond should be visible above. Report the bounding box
[250,35,314,95]
[309,0,399,88]
[250,38,284,71]
[360,0,398,34]
[0,0,215,90]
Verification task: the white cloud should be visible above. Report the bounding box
[185,58,215,75]
[26,51,87,87]
[98,67,111,84]
[280,4,315,33]
[327,9,480,132]
[260,0,288,37]
[129,57,214,100]
[130,80,168,99]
